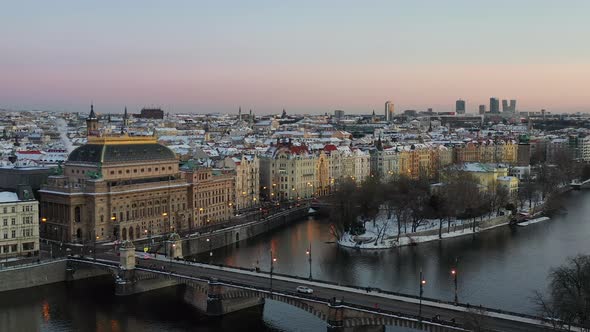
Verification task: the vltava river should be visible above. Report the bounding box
[2,190,590,331]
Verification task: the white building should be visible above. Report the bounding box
[0,187,39,259]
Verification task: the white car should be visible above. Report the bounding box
[296,286,313,294]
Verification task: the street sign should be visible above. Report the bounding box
[143,247,148,253]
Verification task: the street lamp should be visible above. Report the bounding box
[419,270,426,319]
[306,243,312,280]
[270,250,277,293]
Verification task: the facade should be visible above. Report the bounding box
[260,140,317,201]
[134,108,165,120]
[220,155,260,210]
[479,105,486,115]
[385,101,395,121]
[490,97,500,114]
[456,99,466,114]
[0,187,39,258]
[502,99,517,113]
[498,176,519,198]
[183,167,235,227]
[39,135,190,243]
[456,163,510,191]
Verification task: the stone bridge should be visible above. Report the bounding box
[64,240,582,332]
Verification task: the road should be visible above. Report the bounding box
[112,254,559,332]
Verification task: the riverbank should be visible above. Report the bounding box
[338,212,512,249]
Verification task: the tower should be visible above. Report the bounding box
[238,106,242,120]
[385,101,394,122]
[86,104,99,137]
[122,106,129,134]
[489,97,500,113]
[479,105,486,115]
[455,99,466,114]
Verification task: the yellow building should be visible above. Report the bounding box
[183,167,235,227]
[221,155,260,210]
[457,163,510,191]
[260,140,317,201]
[498,176,519,198]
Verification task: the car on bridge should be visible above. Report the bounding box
[296,286,313,294]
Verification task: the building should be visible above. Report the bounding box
[220,155,260,210]
[497,176,519,198]
[479,105,486,115]
[0,186,39,258]
[490,97,500,114]
[456,99,466,115]
[134,108,165,120]
[183,167,235,227]
[0,166,52,196]
[502,99,517,113]
[385,101,395,121]
[455,163,510,191]
[334,110,345,121]
[260,140,317,201]
[39,134,189,243]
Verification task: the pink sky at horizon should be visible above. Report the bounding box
[3,62,589,114]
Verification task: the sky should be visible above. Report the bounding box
[1,0,589,114]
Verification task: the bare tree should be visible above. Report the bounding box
[534,255,590,329]
[329,178,361,239]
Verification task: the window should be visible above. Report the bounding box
[11,218,15,225]
[2,207,5,213]
[2,219,6,226]
[11,230,16,238]
[11,207,15,213]
[11,244,17,252]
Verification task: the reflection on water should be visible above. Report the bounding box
[2,190,590,331]
[203,190,590,314]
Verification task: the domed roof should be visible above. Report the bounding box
[68,137,176,164]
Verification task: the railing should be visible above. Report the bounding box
[67,257,579,329]
[0,258,66,271]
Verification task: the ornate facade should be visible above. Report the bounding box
[39,135,190,243]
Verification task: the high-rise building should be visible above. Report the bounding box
[334,110,345,120]
[456,99,466,114]
[385,101,394,121]
[502,99,517,113]
[479,105,486,115]
[490,97,500,113]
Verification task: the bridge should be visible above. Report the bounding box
[64,241,580,332]
[570,178,590,190]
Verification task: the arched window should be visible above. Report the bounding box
[128,227,134,240]
[76,228,81,239]
[122,228,127,241]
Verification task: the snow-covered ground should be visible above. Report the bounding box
[337,210,509,249]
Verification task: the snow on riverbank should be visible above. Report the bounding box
[337,211,509,249]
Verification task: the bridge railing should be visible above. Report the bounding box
[172,258,555,324]
[69,256,573,329]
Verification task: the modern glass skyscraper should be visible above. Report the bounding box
[490,97,500,113]
[456,99,466,114]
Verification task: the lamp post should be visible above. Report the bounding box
[419,270,426,319]
[270,250,277,293]
[452,258,458,305]
[306,243,312,280]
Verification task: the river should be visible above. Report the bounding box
[2,190,590,331]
